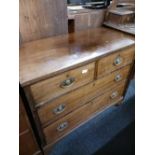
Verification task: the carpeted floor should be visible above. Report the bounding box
[48,80,135,155]
[93,121,135,155]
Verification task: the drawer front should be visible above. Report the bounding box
[30,62,95,105]
[43,82,126,144]
[38,65,131,126]
[97,47,134,78]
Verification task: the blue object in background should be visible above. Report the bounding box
[68,0,104,5]
[67,0,85,5]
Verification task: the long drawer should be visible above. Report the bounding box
[43,82,126,145]
[37,65,131,126]
[97,46,134,78]
[30,62,95,105]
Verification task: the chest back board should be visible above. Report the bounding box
[19,0,68,43]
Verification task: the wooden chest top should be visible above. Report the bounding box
[20,27,134,86]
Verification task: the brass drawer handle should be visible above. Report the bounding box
[115,74,122,82]
[114,56,123,66]
[57,122,68,132]
[110,91,118,99]
[60,77,75,88]
[53,104,66,115]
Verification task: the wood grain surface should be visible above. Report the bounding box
[30,62,95,105]
[37,65,131,126]
[97,46,134,78]
[43,81,126,145]
[19,0,68,43]
[20,27,134,86]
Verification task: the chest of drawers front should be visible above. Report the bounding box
[22,46,134,150]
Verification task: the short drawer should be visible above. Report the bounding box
[97,46,134,78]
[43,82,126,145]
[37,65,131,126]
[30,62,95,105]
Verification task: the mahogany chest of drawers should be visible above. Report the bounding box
[19,27,135,154]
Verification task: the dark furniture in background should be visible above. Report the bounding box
[19,95,42,155]
[68,8,105,32]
